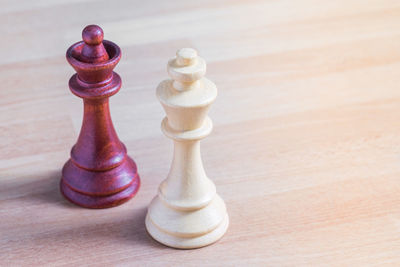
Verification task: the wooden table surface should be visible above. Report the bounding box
[1,0,400,266]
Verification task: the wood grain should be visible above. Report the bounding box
[1,0,400,265]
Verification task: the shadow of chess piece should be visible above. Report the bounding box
[146,48,229,248]
[60,25,140,208]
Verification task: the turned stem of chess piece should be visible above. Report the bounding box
[60,25,140,208]
[146,48,229,248]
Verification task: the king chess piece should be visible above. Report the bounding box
[146,48,229,248]
[60,25,140,208]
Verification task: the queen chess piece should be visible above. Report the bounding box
[60,25,140,208]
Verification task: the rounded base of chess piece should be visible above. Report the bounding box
[60,180,139,209]
[60,156,140,209]
[145,195,229,249]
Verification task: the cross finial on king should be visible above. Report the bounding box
[168,48,206,91]
[176,48,198,66]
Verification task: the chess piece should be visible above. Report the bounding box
[146,48,229,248]
[60,25,140,208]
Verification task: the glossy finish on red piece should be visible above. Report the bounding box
[60,25,140,208]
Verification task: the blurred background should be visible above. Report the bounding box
[1,0,400,266]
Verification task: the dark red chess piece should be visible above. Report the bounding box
[60,25,140,208]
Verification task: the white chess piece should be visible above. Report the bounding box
[145,48,229,249]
